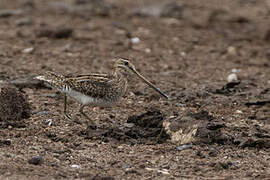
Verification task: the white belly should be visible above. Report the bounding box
[62,88,113,107]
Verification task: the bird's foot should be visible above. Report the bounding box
[64,112,72,120]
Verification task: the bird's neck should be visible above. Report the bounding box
[113,67,130,80]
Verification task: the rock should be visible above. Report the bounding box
[227,73,238,83]
[130,37,140,44]
[227,46,237,56]
[22,47,34,54]
[0,9,23,18]
[231,68,241,73]
[0,139,11,146]
[71,164,80,168]
[28,156,44,165]
[131,1,183,19]
[177,144,192,151]
[49,0,112,18]
[15,18,33,26]
[36,27,73,39]
[42,119,52,126]
[160,1,183,19]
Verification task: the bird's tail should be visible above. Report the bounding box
[35,71,66,90]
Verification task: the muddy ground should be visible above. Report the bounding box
[0,0,269,179]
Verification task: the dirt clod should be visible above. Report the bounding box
[28,156,44,165]
[0,85,31,128]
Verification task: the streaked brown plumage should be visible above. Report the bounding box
[36,58,168,128]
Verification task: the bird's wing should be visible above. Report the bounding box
[66,73,112,83]
[65,73,116,98]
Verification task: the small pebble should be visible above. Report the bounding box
[43,119,52,126]
[71,164,80,168]
[145,48,151,53]
[231,68,241,73]
[177,144,192,151]
[227,46,237,56]
[22,47,34,54]
[227,73,238,82]
[131,37,140,44]
[123,123,135,128]
[36,111,51,116]
[235,110,243,114]
[123,164,131,169]
[1,139,11,145]
[180,52,186,57]
[28,156,44,165]
[15,18,32,26]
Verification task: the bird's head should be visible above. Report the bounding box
[114,58,169,99]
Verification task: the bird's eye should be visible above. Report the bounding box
[124,61,129,66]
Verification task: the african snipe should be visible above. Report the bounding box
[36,58,168,128]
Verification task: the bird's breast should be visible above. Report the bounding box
[63,88,116,107]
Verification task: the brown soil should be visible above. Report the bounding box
[0,0,269,179]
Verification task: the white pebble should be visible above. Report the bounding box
[227,46,237,56]
[180,51,186,57]
[227,73,238,82]
[131,37,140,44]
[231,68,241,73]
[235,110,243,114]
[22,47,34,54]
[71,164,80,168]
[145,48,151,53]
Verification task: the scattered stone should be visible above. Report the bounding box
[15,18,33,26]
[227,46,237,56]
[42,119,52,126]
[0,9,23,18]
[0,85,31,128]
[231,68,241,73]
[131,1,183,19]
[235,110,243,114]
[22,47,34,54]
[0,139,11,146]
[36,27,73,39]
[177,144,192,151]
[71,164,80,168]
[130,37,140,44]
[49,0,112,18]
[145,168,170,175]
[123,123,135,128]
[160,1,183,19]
[36,111,52,116]
[227,73,238,83]
[28,156,44,165]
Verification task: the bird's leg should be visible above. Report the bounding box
[156,126,165,143]
[79,104,96,129]
[63,95,72,119]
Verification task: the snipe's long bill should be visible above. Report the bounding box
[36,58,169,128]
